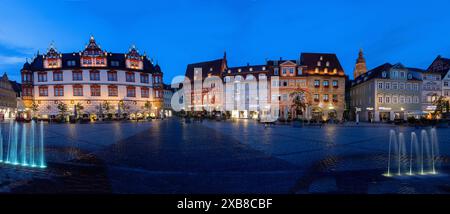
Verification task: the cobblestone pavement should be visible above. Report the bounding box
[1,119,449,193]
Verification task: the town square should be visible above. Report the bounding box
[1,0,450,212]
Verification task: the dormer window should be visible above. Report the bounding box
[262,66,266,71]
[249,67,253,71]
[326,61,330,67]
[407,73,413,80]
[67,60,76,67]
[238,69,241,72]
[317,61,321,66]
[210,67,213,72]
[382,71,387,78]
[111,61,120,67]
[320,56,323,60]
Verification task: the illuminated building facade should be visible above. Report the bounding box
[351,63,423,122]
[269,53,347,121]
[21,36,163,120]
[0,73,18,120]
[427,56,450,115]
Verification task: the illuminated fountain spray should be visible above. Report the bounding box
[0,120,46,168]
[385,128,439,177]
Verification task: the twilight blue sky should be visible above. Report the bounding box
[0,0,450,82]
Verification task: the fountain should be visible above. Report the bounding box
[0,120,46,168]
[385,128,439,177]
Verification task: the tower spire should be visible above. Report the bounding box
[353,48,367,79]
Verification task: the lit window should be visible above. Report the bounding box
[126,72,135,82]
[54,86,64,97]
[39,86,48,97]
[73,85,83,96]
[73,71,83,81]
[107,71,117,81]
[90,70,100,81]
[90,85,101,96]
[332,80,338,87]
[314,80,320,87]
[141,87,149,98]
[127,86,136,97]
[108,85,118,97]
[38,73,47,82]
[140,74,149,83]
[53,71,63,81]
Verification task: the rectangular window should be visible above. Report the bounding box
[67,60,76,67]
[323,94,329,102]
[54,86,64,97]
[393,96,398,104]
[406,83,412,90]
[314,80,320,87]
[127,87,136,97]
[444,81,449,87]
[274,68,279,75]
[39,86,48,97]
[385,82,390,90]
[38,73,47,82]
[385,96,390,103]
[332,94,338,102]
[90,85,101,96]
[73,71,83,81]
[140,74,149,83]
[378,82,383,89]
[378,96,383,103]
[107,71,117,81]
[90,70,100,81]
[314,94,319,101]
[53,71,63,81]
[108,86,118,97]
[111,61,120,67]
[141,87,149,98]
[399,83,405,90]
[392,82,398,90]
[332,80,338,87]
[282,68,287,74]
[73,85,83,96]
[126,72,135,82]
[289,68,294,74]
[323,80,329,87]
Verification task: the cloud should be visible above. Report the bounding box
[0,55,25,65]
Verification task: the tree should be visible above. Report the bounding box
[74,102,84,119]
[57,102,68,121]
[144,101,152,118]
[433,96,449,119]
[119,100,130,118]
[289,89,308,120]
[30,102,39,118]
[103,101,111,114]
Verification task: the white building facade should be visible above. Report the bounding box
[21,37,164,120]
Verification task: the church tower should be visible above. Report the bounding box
[353,49,367,79]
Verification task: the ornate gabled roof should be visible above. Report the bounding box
[82,36,104,56]
[126,44,142,60]
[44,42,61,59]
[1,72,8,81]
